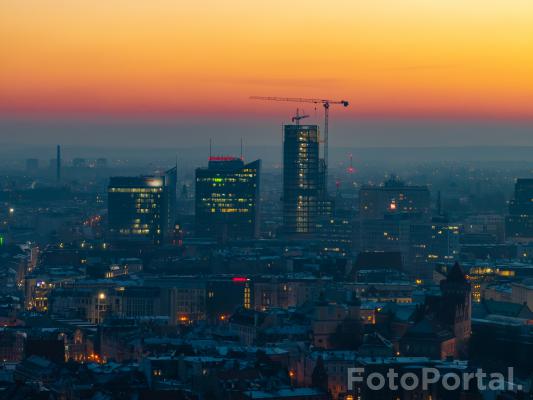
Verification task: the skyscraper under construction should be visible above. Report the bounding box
[283,124,326,236]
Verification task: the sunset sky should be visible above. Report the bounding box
[1,1,533,147]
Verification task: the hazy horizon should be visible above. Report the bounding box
[1,116,533,150]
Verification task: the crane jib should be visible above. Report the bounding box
[249,95,350,190]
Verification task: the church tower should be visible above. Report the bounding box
[439,262,472,357]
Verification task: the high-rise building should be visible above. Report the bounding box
[358,214,412,255]
[355,178,431,264]
[165,166,178,239]
[316,211,354,256]
[108,174,175,245]
[283,124,322,235]
[195,157,260,240]
[359,177,431,221]
[409,219,461,279]
[506,179,533,241]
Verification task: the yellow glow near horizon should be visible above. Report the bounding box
[1,1,533,119]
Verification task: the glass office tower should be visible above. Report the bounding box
[506,178,533,240]
[195,157,260,240]
[283,124,321,235]
[108,175,172,245]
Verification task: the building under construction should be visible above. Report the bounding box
[250,96,348,237]
[282,124,325,236]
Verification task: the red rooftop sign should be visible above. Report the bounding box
[209,156,238,161]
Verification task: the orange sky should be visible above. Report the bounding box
[1,0,533,120]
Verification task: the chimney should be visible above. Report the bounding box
[56,145,61,182]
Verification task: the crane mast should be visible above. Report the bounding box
[250,96,349,190]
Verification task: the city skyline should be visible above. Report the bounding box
[2,3,533,399]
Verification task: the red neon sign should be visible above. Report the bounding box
[209,156,238,161]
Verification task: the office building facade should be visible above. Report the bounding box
[409,220,461,279]
[359,177,431,221]
[506,178,533,241]
[108,175,174,245]
[355,178,431,265]
[195,157,260,240]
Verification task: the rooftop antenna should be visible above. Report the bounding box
[347,153,355,174]
[209,138,212,159]
[240,137,244,160]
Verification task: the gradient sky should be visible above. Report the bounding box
[1,1,533,147]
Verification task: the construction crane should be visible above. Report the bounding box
[250,96,349,186]
[291,108,309,125]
